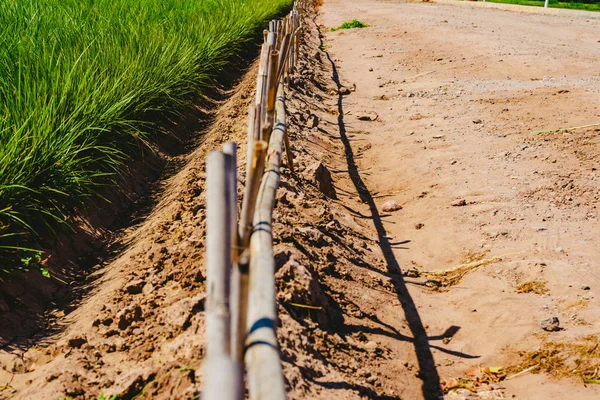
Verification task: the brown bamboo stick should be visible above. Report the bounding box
[263,50,279,142]
[276,35,291,83]
[245,83,287,400]
[245,104,257,178]
[238,141,268,249]
[224,143,244,366]
[283,129,295,176]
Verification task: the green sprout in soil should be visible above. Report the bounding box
[330,19,369,31]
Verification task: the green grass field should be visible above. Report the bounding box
[0,0,291,266]
[482,0,600,11]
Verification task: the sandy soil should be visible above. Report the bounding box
[1,1,600,399]
[317,0,600,398]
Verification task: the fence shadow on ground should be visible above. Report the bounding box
[312,16,481,400]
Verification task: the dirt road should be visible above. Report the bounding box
[318,0,600,398]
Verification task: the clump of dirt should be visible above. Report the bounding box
[509,335,600,383]
[516,280,549,295]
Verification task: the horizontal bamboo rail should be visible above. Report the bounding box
[245,84,287,400]
[202,1,306,399]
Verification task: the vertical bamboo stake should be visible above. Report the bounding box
[245,105,257,177]
[238,141,268,249]
[276,35,291,83]
[224,143,243,366]
[263,50,279,142]
[205,151,231,358]
[255,43,269,110]
[203,151,241,400]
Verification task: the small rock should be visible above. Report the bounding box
[364,341,378,352]
[581,284,591,291]
[369,67,373,72]
[414,223,424,230]
[46,373,60,382]
[540,316,560,332]
[405,268,420,278]
[432,134,445,139]
[107,367,154,399]
[473,119,483,124]
[67,335,87,348]
[382,200,402,212]
[125,279,145,295]
[366,375,377,384]
[339,86,351,95]
[307,162,337,199]
[356,111,379,121]
[307,114,319,129]
[451,199,467,207]
[116,305,143,330]
[488,232,499,239]
[532,225,547,231]
[555,247,564,253]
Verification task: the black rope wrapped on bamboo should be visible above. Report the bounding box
[245,83,287,400]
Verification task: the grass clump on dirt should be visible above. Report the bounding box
[0,0,291,268]
[510,335,600,384]
[330,19,369,31]
[516,280,549,294]
[483,0,600,12]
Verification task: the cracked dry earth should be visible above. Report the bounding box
[1,1,600,400]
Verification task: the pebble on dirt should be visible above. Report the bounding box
[125,279,145,295]
[67,335,87,349]
[451,199,467,207]
[339,86,351,95]
[540,316,561,332]
[356,111,379,121]
[382,200,402,212]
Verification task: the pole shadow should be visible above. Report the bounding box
[312,17,447,400]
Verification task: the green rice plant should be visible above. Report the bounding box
[0,0,292,269]
[330,19,370,31]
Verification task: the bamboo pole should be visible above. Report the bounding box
[203,151,242,400]
[255,43,270,111]
[276,35,291,83]
[224,143,245,367]
[205,151,232,358]
[245,104,257,178]
[263,50,279,142]
[202,357,242,400]
[239,141,268,249]
[245,84,287,400]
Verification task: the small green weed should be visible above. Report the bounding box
[330,19,369,31]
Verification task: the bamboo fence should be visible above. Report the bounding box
[203,1,307,399]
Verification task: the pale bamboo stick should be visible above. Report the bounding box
[205,151,232,359]
[245,84,288,400]
[203,151,240,400]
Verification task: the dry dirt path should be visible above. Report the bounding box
[318,0,600,398]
